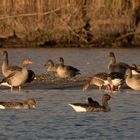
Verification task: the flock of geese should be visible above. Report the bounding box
[0,50,140,112]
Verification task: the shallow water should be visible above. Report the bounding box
[0,48,140,140]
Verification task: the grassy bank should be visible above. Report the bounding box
[0,0,140,47]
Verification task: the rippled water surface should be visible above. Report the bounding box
[0,48,140,140]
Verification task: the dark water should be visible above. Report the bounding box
[0,48,140,140]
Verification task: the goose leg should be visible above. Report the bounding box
[98,86,102,91]
[11,86,13,92]
[19,86,21,92]
[106,85,111,91]
[106,86,108,91]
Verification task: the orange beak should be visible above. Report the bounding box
[28,60,33,64]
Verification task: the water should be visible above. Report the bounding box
[0,48,140,140]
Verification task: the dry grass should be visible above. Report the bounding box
[0,0,140,47]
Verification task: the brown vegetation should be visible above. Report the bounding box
[0,0,140,47]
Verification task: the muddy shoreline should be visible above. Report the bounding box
[0,74,129,91]
[26,74,91,90]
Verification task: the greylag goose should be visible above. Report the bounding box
[58,57,64,65]
[44,59,57,72]
[108,72,124,90]
[45,58,80,78]
[0,50,35,83]
[125,68,140,90]
[108,52,130,75]
[130,64,140,75]
[44,59,58,78]
[57,57,81,78]
[83,72,124,91]
[83,73,110,91]
[0,59,32,92]
[69,94,111,112]
[0,99,36,109]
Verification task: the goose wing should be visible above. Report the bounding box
[0,72,16,84]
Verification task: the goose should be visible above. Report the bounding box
[108,52,130,75]
[0,59,33,92]
[44,59,57,72]
[83,72,124,91]
[57,57,81,78]
[130,64,140,75]
[44,59,58,77]
[125,68,140,90]
[0,99,36,109]
[0,50,35,83]
[69,94,111,112]
[108,72,124,91]
[58,57,64,65]
[83,73,110,91]
[45,58,80,78]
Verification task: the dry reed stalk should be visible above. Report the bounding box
[0,0,139,47]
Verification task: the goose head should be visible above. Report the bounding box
[125,68,132,78]
[87,97,95,104]
[58,57,64,65]
[102,94,111,103]
[0,50,8,59]
[24,99,36,109]
[108,52,115,58]
[44,59,54,67]
[23,59,33,64]
[44,59,56,72]
[22,59,33,66]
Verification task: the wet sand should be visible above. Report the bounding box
[25,74,91,90]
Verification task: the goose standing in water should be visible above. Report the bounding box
[69,94,111,112]
[108,52,130,75]
[0,50,35,83]
[83,73,110,91]
[83,72,124,91]
[108,72,124,91]
[0,99,36,109]
[125,68,140,90]
[0,59,33,92]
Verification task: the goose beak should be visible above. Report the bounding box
[28,60,33,64]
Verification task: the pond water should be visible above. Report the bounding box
[0,48,139,140]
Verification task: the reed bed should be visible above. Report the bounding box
[0,0,139,47]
